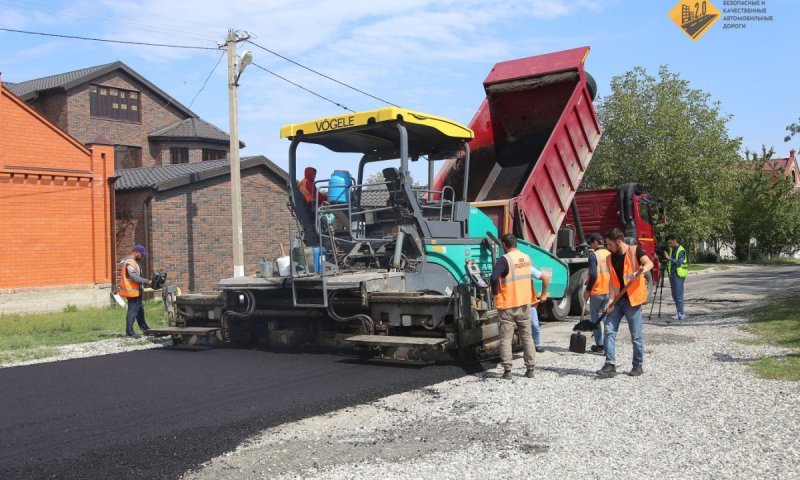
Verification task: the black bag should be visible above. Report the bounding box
[569,331,586,354]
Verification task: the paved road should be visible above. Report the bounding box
[0,348,475,479]
[652,265,800,320]
[1,265,796,479]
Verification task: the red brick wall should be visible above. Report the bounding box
[0,86,115,290]
[116,167,291,292]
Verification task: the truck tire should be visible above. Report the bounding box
[586,72,598,101]
[568,268,589,316]
[543,296,571,322]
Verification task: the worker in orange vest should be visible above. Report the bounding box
[119,244,152,338]
[297,167,327,204]
[583,233,611,353]
[490,234,549,380]
[597,228,654,378]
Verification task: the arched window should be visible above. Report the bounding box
[793,170,797,185]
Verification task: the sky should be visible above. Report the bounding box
[1,0,798,183]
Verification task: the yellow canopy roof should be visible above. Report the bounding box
[279,107,473,158]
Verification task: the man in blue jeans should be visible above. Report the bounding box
[663,235,688,320]
[596,229,654,378]
[583,233,610,353]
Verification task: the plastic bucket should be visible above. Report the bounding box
[328,170,352,204]
[276,256,291,276]
[260,260,273,277]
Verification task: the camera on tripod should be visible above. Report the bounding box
[656,244,669,263]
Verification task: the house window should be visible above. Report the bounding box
[89,85,140,122]
[202,148,227,161]
[170,147,189,164]
[793,170,797,185]
[114,145,142,170]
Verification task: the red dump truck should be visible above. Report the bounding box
[434,46,661,319]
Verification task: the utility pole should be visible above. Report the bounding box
[226,29,249,278]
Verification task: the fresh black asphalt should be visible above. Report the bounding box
[0,347,478,479]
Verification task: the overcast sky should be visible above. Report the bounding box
[2,0,798,181]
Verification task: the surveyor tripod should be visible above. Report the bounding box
[648,261,668,320]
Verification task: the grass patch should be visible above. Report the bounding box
[720,258,800,266]
[688,264,712,271]
[749,355,800,381]
[741,294,800,380]
[0,347,60,365]
[0,301,167,355]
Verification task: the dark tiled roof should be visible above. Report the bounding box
[3,61,197,118]
[149,117,243,147]
[115,156,288,192]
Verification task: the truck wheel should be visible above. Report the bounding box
[586,72,598,101]
[568,268,588,316]
[543,296,571,321]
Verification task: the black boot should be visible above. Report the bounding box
[596,363,616,378]
[629,363,644,377]
[502,369,512,380]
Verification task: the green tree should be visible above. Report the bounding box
[583,66,742,250]
[785,117,800,142]
[730,146,800,260]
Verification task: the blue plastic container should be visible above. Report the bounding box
[328,170,352,204]
[312,246,327,274]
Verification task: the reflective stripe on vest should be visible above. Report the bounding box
[607,246,647,307]
[495,250,534,310]
[297,179,314,203]
[119,258,141,298]
[590,248,611,296]
[667,245,688,279]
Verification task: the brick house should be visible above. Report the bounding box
[762,149,799,190]
[0,82,115,301]
[4,61,240,171]
[114,156,292,292]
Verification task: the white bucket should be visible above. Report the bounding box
[276,256,291,277]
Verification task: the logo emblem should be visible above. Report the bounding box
[668,1,721,41]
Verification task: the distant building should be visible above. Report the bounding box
[114,157,291,292]
[3,62,294,298]
[762,149,799,190]
[3,61,242,171]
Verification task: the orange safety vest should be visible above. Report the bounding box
[297,178,314,203]
[495,249,534,310]
[119,258,142,298]
[606,245,647,307]
[589,248,611,296]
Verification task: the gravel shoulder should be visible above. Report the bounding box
[0,336,171,369]
[184,266,800,480]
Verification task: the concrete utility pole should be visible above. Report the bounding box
[226,29,248,278]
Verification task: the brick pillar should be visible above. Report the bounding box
[87,143,116,285]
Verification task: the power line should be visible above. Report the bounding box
[246,39,399,108]
[189,50,226,108]
[251,63,354,113]
[0,0,216,43]
[0,27,218,50]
